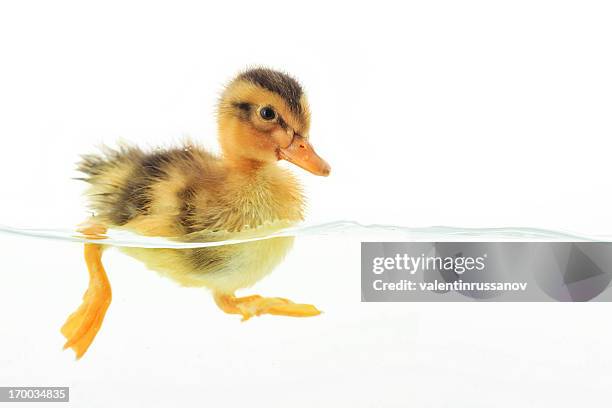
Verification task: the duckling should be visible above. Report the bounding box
[62,68,330,359]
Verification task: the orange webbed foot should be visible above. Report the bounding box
[214,293,321,321]
[62,222,111,359]
[61,265,111,359]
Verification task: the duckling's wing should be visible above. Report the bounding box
[78,143,221,237]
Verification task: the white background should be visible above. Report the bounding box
[1,0,612,406]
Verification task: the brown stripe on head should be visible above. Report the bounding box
[237,68,304,115]
[219,68,311,135]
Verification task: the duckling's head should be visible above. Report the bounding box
[217,68,330,176]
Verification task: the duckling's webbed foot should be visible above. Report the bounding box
[214,293,321,321]
[62,223,111,359]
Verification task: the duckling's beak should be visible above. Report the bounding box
[279,135,331,176]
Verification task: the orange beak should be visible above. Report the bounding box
[279,135,331,176]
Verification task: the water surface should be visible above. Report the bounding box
[0,221,609,248]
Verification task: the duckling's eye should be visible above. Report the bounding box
[259,106,276,121]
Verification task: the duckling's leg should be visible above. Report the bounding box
[214,293,321,321]
[61,223,111,359]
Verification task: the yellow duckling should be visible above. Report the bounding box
[62,68,331,359]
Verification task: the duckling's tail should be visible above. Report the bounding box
[77,145,141,179]
[76,144,146,226]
